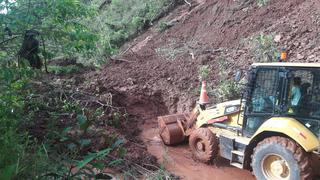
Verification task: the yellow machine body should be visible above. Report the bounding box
[196,99,244,128]
[195,100,320,153]
[251,117,320,152]
[158,63,320,179]
[196,103,320,152]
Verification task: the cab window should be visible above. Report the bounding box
[249,68,279,113]
[284,70,317,117]
[284,69,320,136]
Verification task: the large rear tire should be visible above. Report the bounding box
[189,128,218,163]
[252,136,312,180]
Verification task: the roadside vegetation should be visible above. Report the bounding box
[90,0,178,65]
[0,0,175,179]
[213,59,243,102]
[257,0,269,7]
[0,0,275,179]
[250,33,279,62]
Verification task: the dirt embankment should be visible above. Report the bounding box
[82,0,320,179]
[91,0,320,114]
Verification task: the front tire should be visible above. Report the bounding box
[252,136,312,180]
[189,128,218,163]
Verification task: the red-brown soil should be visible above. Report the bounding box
[93,0,320,113]
[83,0,320,179]
[141,119,255,180]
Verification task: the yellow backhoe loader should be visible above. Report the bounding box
[158,62,320,180]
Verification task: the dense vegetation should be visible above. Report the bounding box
[0,0,173,179]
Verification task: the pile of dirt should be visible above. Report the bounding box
[89,0,320,115]
[25,67,167,179]
[78,0,320,178]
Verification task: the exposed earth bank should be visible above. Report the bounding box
[82,0,320,179]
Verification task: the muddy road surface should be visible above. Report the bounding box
[140,119,255,180]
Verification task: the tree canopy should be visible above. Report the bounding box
[0,0,173,178]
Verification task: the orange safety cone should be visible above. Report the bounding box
[199,80,209,105]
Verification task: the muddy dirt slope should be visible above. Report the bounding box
[83,0,320,179]
[89,0,320,114]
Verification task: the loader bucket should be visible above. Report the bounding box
[158,114,186,145]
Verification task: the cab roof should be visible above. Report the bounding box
[252,62,320,68]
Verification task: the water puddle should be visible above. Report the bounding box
[140,120,255,180]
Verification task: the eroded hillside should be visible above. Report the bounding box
[80,0,320,179]
[86,0,320,114]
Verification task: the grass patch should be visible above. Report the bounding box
[48,65,83,75]
[257,0,269,7]
[157,21,171,32]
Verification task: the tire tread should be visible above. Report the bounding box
[251,136,312,180]
[189,128,218,163]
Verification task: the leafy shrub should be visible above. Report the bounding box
[250,33,279,62]
[1,0,98,66]
[0,64,49,179]
[212,58,243,101]
[213,80,243,101]
[157,21,170,32]
[257,0,269,7]
[198,65,210,81]
[90,0,172,64]
[108,112,128,128]
[48,65,82,75]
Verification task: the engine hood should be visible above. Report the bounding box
[196,99,244,127]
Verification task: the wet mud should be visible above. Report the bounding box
[140,119,255,180]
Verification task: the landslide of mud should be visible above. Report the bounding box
[81,0,320,178]
[90,0,320,115]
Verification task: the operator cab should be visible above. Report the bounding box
[243,63,320,137]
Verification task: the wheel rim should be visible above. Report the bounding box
[261,154,290,180]
[195,139,205,153]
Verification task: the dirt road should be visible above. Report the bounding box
[140,119,255,180]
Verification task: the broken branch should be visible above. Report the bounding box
[184,0,192,7]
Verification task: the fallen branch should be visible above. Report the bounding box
[107,155,154,175]
[99,0,111,11]
[0,35,19,46]
[110,57,133,63]
[184,0,192,7]
[120,44,135,55]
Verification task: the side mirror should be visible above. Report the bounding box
[235,70,242,82]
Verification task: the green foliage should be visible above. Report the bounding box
[0,62,125,178]
[108,112,128,128]
[212,58,243,101]
[0,64,49,179]
[257,0,269,7]
[213,80,243,101]
[48,65,82,75]
[90,0,171,63]
[0,0,174,178]
[76,139,124,170]
[0,3,97,175]
[250,33,279,62]
[157,21,170,32]
[0,0,98,64]
[1,0,172,66]
[198,65,210,81]
[62,100,82,113]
